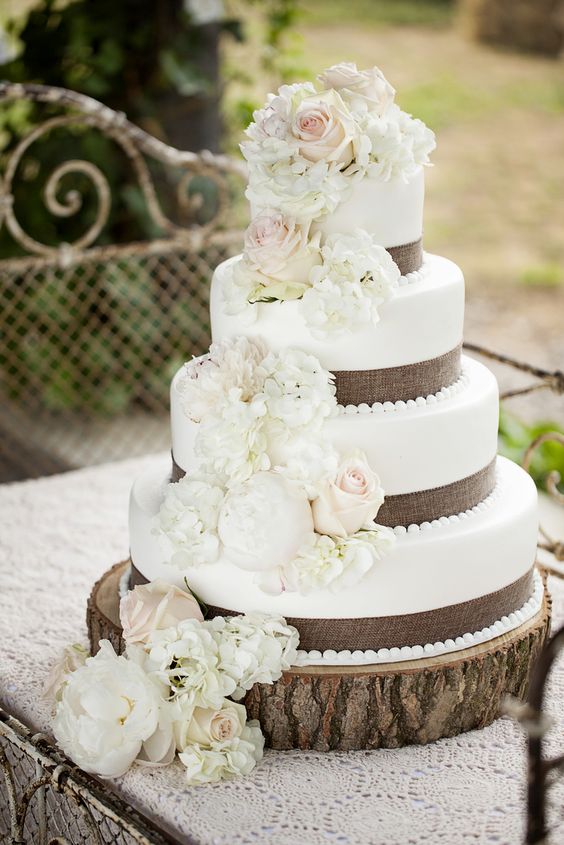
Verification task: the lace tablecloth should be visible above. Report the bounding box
[1,453,563,845]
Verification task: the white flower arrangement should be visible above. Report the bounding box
[241,62,435,221]
[224,227,401,338]
[156,475,225,569]
[50,590,299,785]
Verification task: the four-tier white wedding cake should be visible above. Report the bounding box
[128,63,541,668]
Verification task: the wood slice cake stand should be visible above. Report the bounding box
[87,560,552,752]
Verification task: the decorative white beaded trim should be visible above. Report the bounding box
[392,473,502,535]
[336,368,470,416]
[398,253,431,287]
[292,569,544,667]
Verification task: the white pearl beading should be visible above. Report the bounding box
[292,569,544,667]
[398,253,431,287]
[336,369,470,416]
[391,471,502,535]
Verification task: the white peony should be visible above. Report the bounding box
[260,348,336,432]
[218,471,314,572]
[208,612,299,699]
[155,476,225,570]
[43,643,88,703]
[178,722,264,785]
[177,337,267,423]
[282,527,396,594]
[194,397,270,488]
[53,641,172,778]
[312,450,385,537]
[142,619,236,710]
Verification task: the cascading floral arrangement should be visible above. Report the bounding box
[161,337,395,595]
[223,62,435,336]
[47,582,299,784]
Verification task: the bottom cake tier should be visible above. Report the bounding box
[129,455,539,665]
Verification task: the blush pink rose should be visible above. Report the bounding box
[312,452,385,538]
[244,212,321,283]
[317,62,395,116]
[120,580,203,645]
[292,90,356,166]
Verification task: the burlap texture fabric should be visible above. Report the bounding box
[387,238,423,275]
[130,564,534,652]
[333,344,462,406]
[170,456,496,528]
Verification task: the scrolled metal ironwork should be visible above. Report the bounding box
[0,81,246,258]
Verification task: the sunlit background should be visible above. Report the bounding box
[0,0,563,484]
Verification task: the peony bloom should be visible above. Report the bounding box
[218,471,314,572]
[312,451,385,537]
[177,336,267,423]
[43,643,88,703]
[53,640,172,778]
[120,581,203,646]
[318,62,395,116]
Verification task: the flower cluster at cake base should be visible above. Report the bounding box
[160,337,395,595]
[48,580,298,784]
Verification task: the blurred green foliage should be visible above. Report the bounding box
[301,0,454,27]
[499,406,564,492]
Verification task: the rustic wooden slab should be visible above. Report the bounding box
[87,561,552,751]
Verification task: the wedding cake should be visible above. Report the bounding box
[129,62,541,668]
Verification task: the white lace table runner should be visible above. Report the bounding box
[1,453,563,845]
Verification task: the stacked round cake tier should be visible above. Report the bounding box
[129,162,539,666]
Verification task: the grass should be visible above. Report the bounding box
[300,0,455,27]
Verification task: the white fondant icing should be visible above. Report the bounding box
[311,168,424,248]
[170,356,499,497]
[210,253,464,371]
[129,455,538,620]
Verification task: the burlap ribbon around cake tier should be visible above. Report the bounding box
[333,344,462,406]
[387,238,423,276]
[171,457,497,529]
[129,564,535,653]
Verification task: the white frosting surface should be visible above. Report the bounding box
[210,253,464,371]
[129,455,538,620]
[170,356,498,496]
[312,168,424,247]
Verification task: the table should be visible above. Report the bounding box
[1,454,564,845]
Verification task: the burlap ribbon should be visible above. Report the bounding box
[386,238,423,276]
[171,456,496,528]
[130,563,534,653]
[333,344,462,406]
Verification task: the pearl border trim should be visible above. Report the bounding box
[292,569,544,667]
[398,253,431,287]
[336,369,470,416]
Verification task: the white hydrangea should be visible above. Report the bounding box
[179,722,264,785]
[207,612,299,700]
[364,104,436,182]
[155,476,225,570]
[194,397,270,488]
[281,527,396,595]
[142,620,236,711]
[260,348,337,432]
[53,641,172,778]
[177,337,267,423]
[241,82,314,166]
[302,229,400,337]
[273,435,340,499]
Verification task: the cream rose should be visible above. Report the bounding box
[120,581,204,646]
[292,90,357,166]
[317,62,395,116]
[244,213,321,287]
[312,451,384,537]
[176,701,246,749]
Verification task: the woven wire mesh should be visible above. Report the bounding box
[0,712,176,844]
[0,237,240,481]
